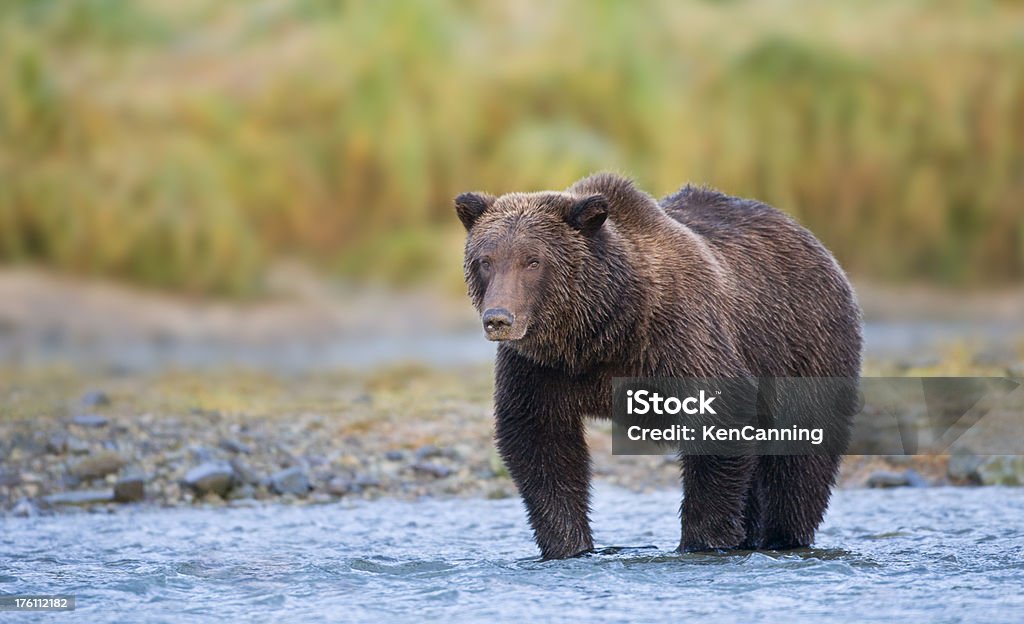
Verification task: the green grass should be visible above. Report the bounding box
[0,0,1022,295]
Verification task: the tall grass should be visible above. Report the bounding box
[0,0,1021,295]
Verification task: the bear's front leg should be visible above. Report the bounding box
[494,348,594,560]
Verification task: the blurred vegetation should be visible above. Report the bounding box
[0,0,1022,295]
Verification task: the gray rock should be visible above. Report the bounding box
[229,457,261,485]
[903,469,928,487]
[218,438,252,455]
[353,474,381,488]
[269,467,311,496]
[113,475,145,503]
[72,414,108,428]
[11,498,37,517]
[42,489,115,506]
[189,446,216,463]
[976,456,1024,486]
[412,462,452,479]
[947,448,983,482]
[67,437,91,455]
[184,461,235,497]
[414,445,443,461]
[69,451,126,479]
[385,450,405,462]
[46,433,68,455]
[867,470,916,488]
[1007,362,1024,378]
[79,390,111,408]
[227,483,256,500]
[0,470,20,487]
[326,477,354,496]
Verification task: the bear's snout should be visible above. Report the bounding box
[482,307,516,339]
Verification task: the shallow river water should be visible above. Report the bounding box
[1,486,1022,623]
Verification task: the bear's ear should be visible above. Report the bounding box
[567,194,608,236]
[454,192,495,231]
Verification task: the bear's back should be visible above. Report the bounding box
[659,185,862,378]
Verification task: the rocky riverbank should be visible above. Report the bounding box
[3,355,1023,518]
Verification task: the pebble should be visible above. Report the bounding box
[219,438,253,455]
[46,433,68,455]
[947,448,983,482]
[67,437,91,455]
[114,475,146,503]
[184,461,235,497]
[269,467,311,496]
[79,391,111,408]
[385,450,405,461]
[414,445,444,461]
[0,470,20,487]
[412,462,453,479]
[69,451,126,480]
[227,484,257,500]
[11,498,37,517]
[229,457,261,485]
[354,474,381,489]
[326,477,354,496]
[71,414,108,428]
[867,469,927,488]
[42,489,115,506]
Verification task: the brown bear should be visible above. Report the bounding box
[455,172,862,559]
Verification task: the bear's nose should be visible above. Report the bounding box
[482,308,514,334]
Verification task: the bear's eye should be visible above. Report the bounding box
[526,259,540,270]
[479,259,491,271]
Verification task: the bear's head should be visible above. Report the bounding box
[454,173,649,368]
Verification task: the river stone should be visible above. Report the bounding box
[218,438,253,455]
[114,475,145,503]
[0,470,19,487]
[1008,362,1024,378]
[72,413,108,428]
[976,456,1024,486]
[184,461,235,496]
[70,451,126,479]
[867,470,918,488]
[43,489,115,506]
[46,433,68,455]
[227,483,256,501]
[326,476,354,496]
[355,474,381,488]
[414,445,444,461]
[67,437,91,455]
[11,498,37,517]
[229,457,261,485]
[947,449,983,482]
[269,467,311,496]
[79,390,111,408]
[412,462,452,479]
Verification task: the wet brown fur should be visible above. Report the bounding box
[456,172,862,559]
